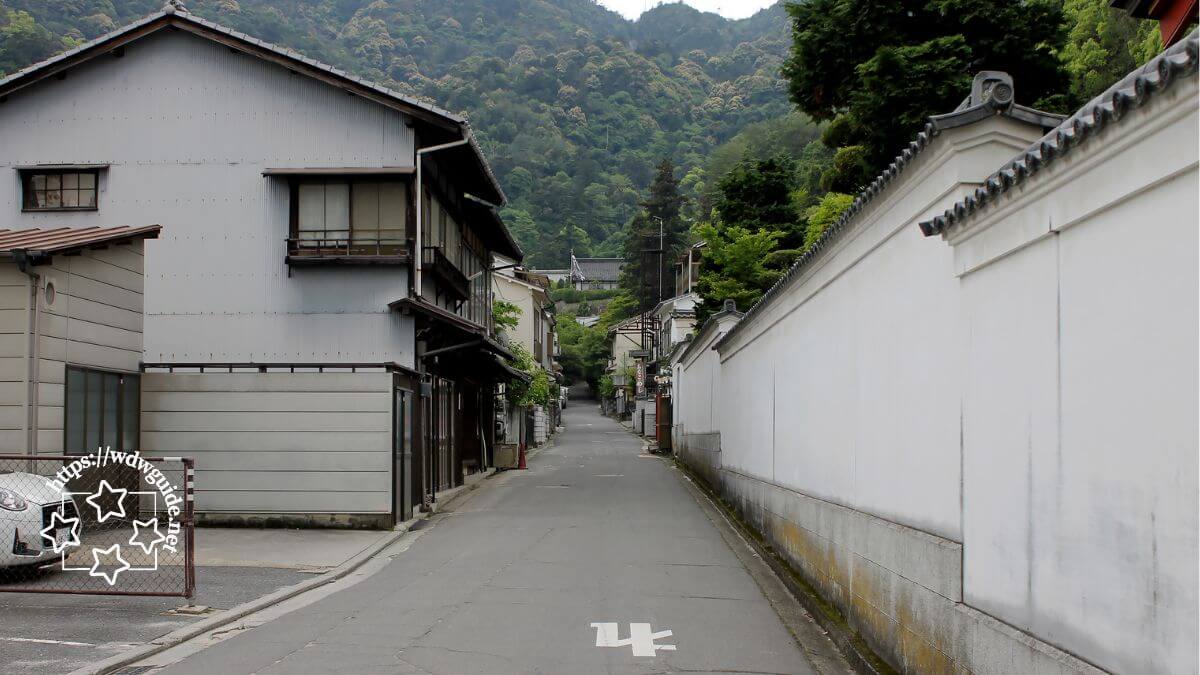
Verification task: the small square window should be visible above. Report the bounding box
[20,169,101,211]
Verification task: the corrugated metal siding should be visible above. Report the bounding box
[142,371,393,515]
[0,244,146,453]
[0,30,417,364]
[0,265,28,452]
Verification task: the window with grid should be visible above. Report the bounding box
[294,180,406,249]
[21,170,99,211]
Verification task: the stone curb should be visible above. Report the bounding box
[73,473,492,675]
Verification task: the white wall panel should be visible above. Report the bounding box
[0,30,418,365]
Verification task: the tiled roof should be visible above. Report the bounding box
[712,71,1063,352]
[920,29,1200,237]
[0,2,505,206]
[0,225,161,256]
[574,258,624,282]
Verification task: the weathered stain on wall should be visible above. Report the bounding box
[671,42,1199,674]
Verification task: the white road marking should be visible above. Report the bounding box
[594,474,624,477]
[1,636,96,647]
[591,622,676,657]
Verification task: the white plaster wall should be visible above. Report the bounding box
[953,78,1199,674]
[713,119,1045,541]
[0,31,417,365]
[493,274,537,354]
[676,339,718,436]
[672,90,1200,671]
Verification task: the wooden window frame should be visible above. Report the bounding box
[287,175,410,245]
[20,168,101,213]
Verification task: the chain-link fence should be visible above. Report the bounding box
[0,452,194,598]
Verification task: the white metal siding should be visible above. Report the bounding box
[0,30,417,364]
[142,371,393,515]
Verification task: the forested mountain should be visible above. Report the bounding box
[0,0,793,267]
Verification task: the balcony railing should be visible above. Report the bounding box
[287,228,408,265]
[422,246,470,300]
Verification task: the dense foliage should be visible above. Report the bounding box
[619,158,688,312]
[0,0,1167,392]
[1060,0,1162,104]
[504,342,554,406]
[0,0,795,269]
[783,0,1073,190]
[0,5,78,75]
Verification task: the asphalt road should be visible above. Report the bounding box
[152,404,849,675]
[0,566,307,674]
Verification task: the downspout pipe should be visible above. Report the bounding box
[14,251,41,457]
[414,137,471,299]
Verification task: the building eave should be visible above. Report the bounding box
[0,4,507,206]
[0,225,162,260]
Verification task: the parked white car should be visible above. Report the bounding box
[0,471,81,568]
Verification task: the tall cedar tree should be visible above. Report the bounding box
[620,159,687,313]
[782,0,1070,190]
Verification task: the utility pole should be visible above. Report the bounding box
[653,216,664,302]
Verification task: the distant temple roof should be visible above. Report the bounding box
[570,255,624,282]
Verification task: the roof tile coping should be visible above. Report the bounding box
[711,73,1064,353]
[678,300,744,365]
[921,29,1200,237]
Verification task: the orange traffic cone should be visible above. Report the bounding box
[517,443,528,470]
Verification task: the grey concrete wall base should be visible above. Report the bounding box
[692,460,1108,675]
[195,511,393,530]
[672,458,894,675]
[73,471,494,675]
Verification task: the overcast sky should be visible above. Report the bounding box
[596,0,777,20]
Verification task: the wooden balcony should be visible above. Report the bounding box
[422,246,470,301]
[287,228,409,266]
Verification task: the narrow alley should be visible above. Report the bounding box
[143,404,852,674]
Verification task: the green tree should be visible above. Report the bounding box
[715,155,803,246]
[0,6,73,77]
[557,311,613,391]
[782,0,1070,187]
[492,300,521,333]
[620,158,687,312]
[803,192,855,251]
[504,342,551,406]
[1060,0,1162,106]
[694,221,782,322]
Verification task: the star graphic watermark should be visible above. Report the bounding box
[89,544,131,586]
[39,509,81,554]
[85,480,128,523]
[128,517,167,556]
